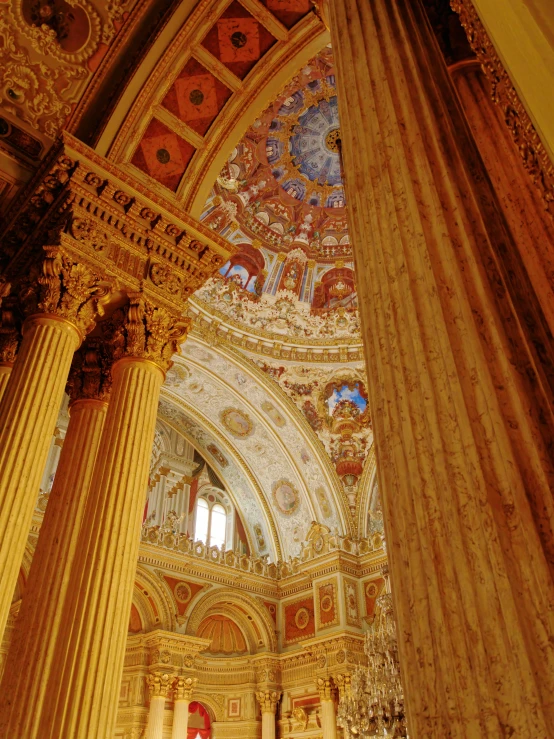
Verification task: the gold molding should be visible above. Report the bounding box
[451,0,554,215]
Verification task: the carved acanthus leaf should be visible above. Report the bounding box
[66,337,113,402]
[0,295,22,364]
[19,247,111,335]
[106,295,191,372]
[146,671,173,699]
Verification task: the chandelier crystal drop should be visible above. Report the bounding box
[337,564,409,738]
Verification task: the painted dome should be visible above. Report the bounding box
[193,45,362,352]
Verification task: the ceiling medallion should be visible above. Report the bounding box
[325,128,341,154]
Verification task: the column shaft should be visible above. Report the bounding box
[261,711,276,739]
[329,0,554,735]
[0,315,81,638]
[146,695,167,739]
[172,699,191,739]
[35,356,164,739]
[0,364,12,402]
[0,397,108,737]
[320,700,337,739]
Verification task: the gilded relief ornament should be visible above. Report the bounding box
[107,294,191,373]
[19,246,111,335]
[69,216,111,253]
[220,407,254,438]
[66,336,113,402]
[272,479,300,515]
[294,606,310,629]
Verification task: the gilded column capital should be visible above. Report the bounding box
[104,294,191,374]
[256,690,281,714]
[315,677,335,702]
[172,675,197,701]
[146,671,174,699]
[19,246,112,338]
[333,674,351,699]
[66,337,113,403]
[0,295,22,365]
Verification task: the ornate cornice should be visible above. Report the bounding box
[0,133,236,320]
[451,0,554,215]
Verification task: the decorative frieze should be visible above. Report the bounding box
[0,133,236,320]
[451,0,554,214]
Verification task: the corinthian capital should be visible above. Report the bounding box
[66,337,113,402]
[256,690,281,714]
[173,675,197,701]
[333,674,351,699]
[146,671,173,699]
[106,293,191,373]
[0,295,22,365]
[315,677,335,701]
[19,247,112,337]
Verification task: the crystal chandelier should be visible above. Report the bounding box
[337,564,408,738]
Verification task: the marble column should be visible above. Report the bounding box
[146,672,173,739]
[256,691,280,739]
[0,249,107,639]
[316,678,337,739]
[0,340,111,738]
[451,60,554,335]
[28,296,189,739]
[171,676,197,739]
[329,0,554,735]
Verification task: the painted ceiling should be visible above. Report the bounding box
[0,0,382,561]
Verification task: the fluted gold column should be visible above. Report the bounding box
[0,341,111,737]
[0,288,17,401]
[30,296,188,739]
[146,672,173,739]
[451,60,554,335]
[256,691,280,739]
[329,0,554,735]
[0,249,108,639]
[316,678,336,739]
[171,676,196,739]
[0,364,12,401]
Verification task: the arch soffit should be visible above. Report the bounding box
[219,341,354,534]
[170,338,349,541]
[186,588,277,652]
[133,564,176,632]
[158,393,282,561]
[197,608,257,654]
[97,0,329,215]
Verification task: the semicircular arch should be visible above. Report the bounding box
[185,588,277,653]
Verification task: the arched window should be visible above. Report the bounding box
[210,504,226,548]
[194,498,209,543]
[194,498,228,548]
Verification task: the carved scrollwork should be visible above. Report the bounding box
[10,0,102,65]
[18,247,111,335]
[451,0,554,213]
[255,690,281,714]
[69,216,111,253]
[0,294,22,364]
[66,336,113,402]
[172,675,197,701]
[149,262,185,296]
[146,671,173,699]
[107,294,191,373]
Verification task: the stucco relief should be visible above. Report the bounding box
[176,339,345,540]
[157,395,276,560]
